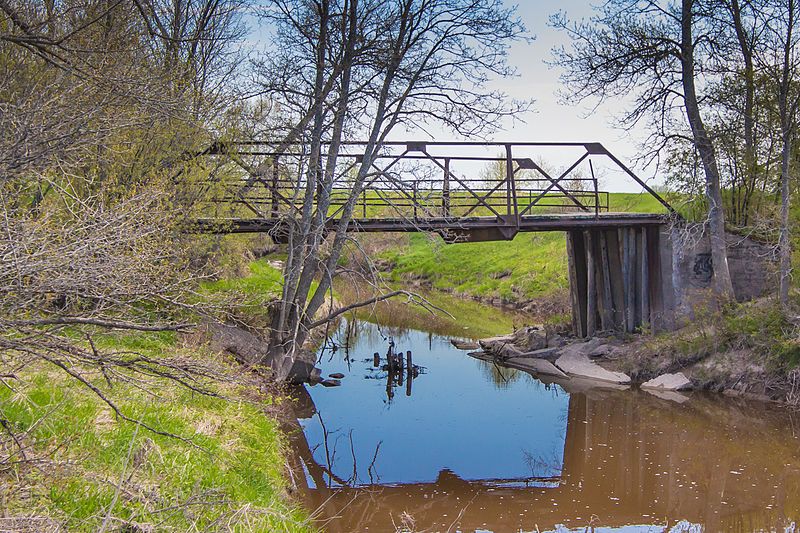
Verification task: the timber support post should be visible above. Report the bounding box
[566,225,671,337]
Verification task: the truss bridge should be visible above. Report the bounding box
[196,141,674,243]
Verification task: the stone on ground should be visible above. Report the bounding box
[641,372,692,391]
[510,357,569,378]
[555,348,631,384]
[451,339,480,351]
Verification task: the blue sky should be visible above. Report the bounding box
[247,1,661,192]
[402,1,661,192]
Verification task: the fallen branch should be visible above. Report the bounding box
[7,317,195,332]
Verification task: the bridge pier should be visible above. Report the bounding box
[566,226,674,337]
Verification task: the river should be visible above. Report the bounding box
[284,294,800,532]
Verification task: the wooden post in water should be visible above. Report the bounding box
[386,343,395,374]
[406,351,413,397]
[373,352,380,368]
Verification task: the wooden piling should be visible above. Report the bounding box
[606,229,625,331]
[597,231,615,331]
[623,228,635,332]
[584,230,597,337]
[638,227,649,328]
[566,232,583,337]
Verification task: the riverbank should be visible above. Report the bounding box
[474,295,800,406]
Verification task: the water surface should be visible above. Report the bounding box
[286,310,800,532]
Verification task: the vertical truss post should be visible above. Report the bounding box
[590,158,599,218]
[413,180,418,220]
[443,158,451,217]
[270,156,280,218]
[505,144,513,217]
[362,189,367,218]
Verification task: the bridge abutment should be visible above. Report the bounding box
[567,223,780,337]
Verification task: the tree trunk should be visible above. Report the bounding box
[730,0,757,227]
[681,0,735,300]
[778,0,797,305]
[779,134,792,305]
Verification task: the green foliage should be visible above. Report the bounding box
[718,301,800,371]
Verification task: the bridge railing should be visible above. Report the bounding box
[199,141,671,225]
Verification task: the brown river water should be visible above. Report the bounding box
[283,300,800,533]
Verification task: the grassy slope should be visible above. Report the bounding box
[379,192,665,303]
[3,263,311,532]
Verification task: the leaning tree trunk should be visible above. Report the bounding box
[681,0,735,300]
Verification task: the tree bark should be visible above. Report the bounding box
[778,0,797,305]
[681,0,735,300]
[729,0,757,226]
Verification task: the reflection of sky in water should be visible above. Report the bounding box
[300,320,570,486]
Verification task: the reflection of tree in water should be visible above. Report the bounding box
[318,318,421,363]
[477,358,524,389]
[477,358,570,397]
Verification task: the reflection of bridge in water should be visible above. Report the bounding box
[285,382,800,532]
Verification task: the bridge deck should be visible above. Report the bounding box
[196,212,668,241]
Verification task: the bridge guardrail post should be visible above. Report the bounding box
[443,158,450,217]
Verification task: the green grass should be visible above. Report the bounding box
[202,257,284,300]
[199,258,286,325]
[380,232,568,301]
[1,331,310,531]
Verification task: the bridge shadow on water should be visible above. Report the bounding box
[283,321,800,533]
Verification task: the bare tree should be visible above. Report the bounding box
[551,0,735,299]
[244,0,529,379]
